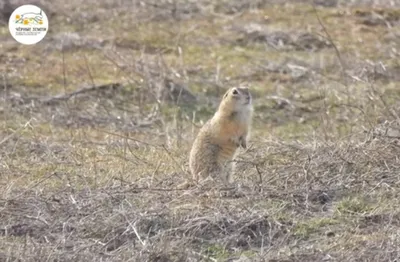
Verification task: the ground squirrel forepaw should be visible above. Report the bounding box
[239,136,247,149]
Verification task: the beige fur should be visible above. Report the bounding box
[188,87,253,185]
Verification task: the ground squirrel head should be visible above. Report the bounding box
[218,87,253,116]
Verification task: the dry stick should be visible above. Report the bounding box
[2,74,8,127]
[265,95,296,110]
[103,50,162,108]
[40,83,121,104]
[130,220,146,246]
[122,131,128,186]
[162,144,188,175]
[368,76,399,120]
[24,215,49,226]
[255,164,263,189]
[215,56,221,97]
[120,185,189,193]
[62,45,67,93]
[99,129,161,148]
[158,51,173,81]
[8,172,58,201]
[0,118,33,146]
[83,54,131,181]
[312,4,346,82]
[347,74,394,125]
[125,141,153,166]
[312,4,350,141]
[150,160,162,186]
[84,54,96,87]
[175,108,183,148]
[233,159,264,190]
[102,51,141,86]
[313,3,370,131]
[191,111,196,139]
[119,212,146,246]
[310,77,330,141]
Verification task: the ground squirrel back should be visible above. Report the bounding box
[189,87,253,185]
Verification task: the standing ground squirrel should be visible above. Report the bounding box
[189,87,253,185]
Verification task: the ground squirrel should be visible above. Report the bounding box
[189,87,253,185]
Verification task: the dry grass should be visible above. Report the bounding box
[1,0,400,261]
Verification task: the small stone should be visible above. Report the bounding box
[326,231,335,237]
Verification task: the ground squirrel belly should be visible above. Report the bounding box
[189,87,253,184]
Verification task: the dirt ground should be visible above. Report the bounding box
[1,0,400,261]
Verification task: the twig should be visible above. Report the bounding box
[120,213,146,246]
[162,144,188,175]
[24,215,49,226]
[84,54,96,87]
[215,56,221,97]
[265,95,296,110]
[62,45,67,93]
[7,172,59,201]
[0,118,33,146]
[131,220,146,246]
[102,49,162,108]
[312,4,345,78]
[255,164,262,185]
[120,186,190,193]
[40,83,121,105]
[2,74,9,126]
[99,129,161,147]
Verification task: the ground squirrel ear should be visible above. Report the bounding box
[223,92,228,99]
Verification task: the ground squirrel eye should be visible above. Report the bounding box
[232,89,238,95]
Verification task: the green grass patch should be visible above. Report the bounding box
[294,217,339,238]
[336,197,375,215]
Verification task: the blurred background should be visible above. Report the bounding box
[1,0,399,138]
